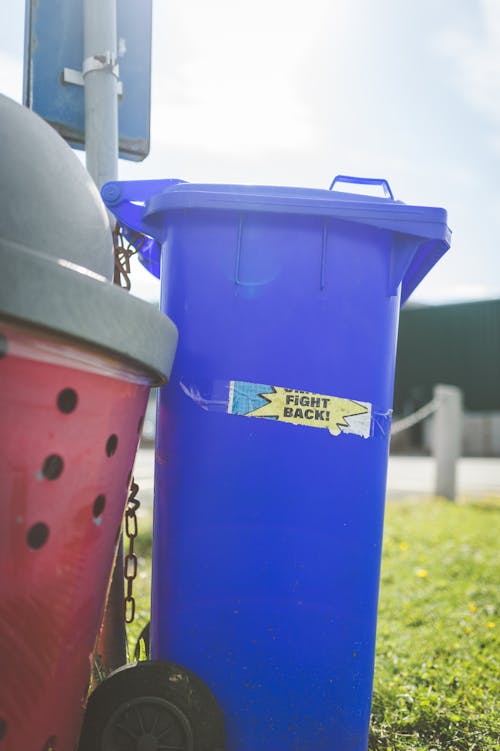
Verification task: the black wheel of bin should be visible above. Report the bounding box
[78,660,225,751]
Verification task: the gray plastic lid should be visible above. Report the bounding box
[0,93,114,280]
[0,241,177,385]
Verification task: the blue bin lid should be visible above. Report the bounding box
[102,175,451,305]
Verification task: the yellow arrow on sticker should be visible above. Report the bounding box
[246,386,370,437]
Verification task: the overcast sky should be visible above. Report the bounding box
[1,0,499,304]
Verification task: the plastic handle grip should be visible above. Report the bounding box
[329,175,394,200]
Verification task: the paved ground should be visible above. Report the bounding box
[133,447,500,507]
[386,455,500,499]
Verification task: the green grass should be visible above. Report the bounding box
[127,498,500,750]
[371,498,500,751]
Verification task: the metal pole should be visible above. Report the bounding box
[83,0,126,675]
[433,384,463,501]
[83,0,119,189]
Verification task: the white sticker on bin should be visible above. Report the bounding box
[227,381,372,438]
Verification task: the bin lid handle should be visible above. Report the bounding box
[329,175,394,200]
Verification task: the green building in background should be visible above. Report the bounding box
[393,299,500,456]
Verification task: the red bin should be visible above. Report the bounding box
[0,260,177,751]
[0,95,177,750]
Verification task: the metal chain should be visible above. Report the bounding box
[112,224,141,622]
[112,222,146,290]
[109,226,148,642]
[124,479,140,624]
[391,398,440,435]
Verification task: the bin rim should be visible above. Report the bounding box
[103,179,451,246]
[143,182,450,244]
[0,240,178,385]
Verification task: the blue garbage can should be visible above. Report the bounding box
[103,176,451,751]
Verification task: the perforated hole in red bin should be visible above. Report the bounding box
[93,494,106,519]
[41,454,64,481]
[105,434,118,457]
[27,523,49,550]
[56,388,78,414]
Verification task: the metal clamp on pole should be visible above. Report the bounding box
[82,51,120,79]
[62,64,124,95]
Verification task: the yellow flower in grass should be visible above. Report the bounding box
[399,541,409,551]
[487,622,496,629]
[468,603,478,613]
[416,569,428,578]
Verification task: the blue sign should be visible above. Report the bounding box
[23,0,152,161]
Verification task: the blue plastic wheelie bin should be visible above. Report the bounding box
[103,175,451,751]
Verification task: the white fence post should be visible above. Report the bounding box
[433,384,463,500]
